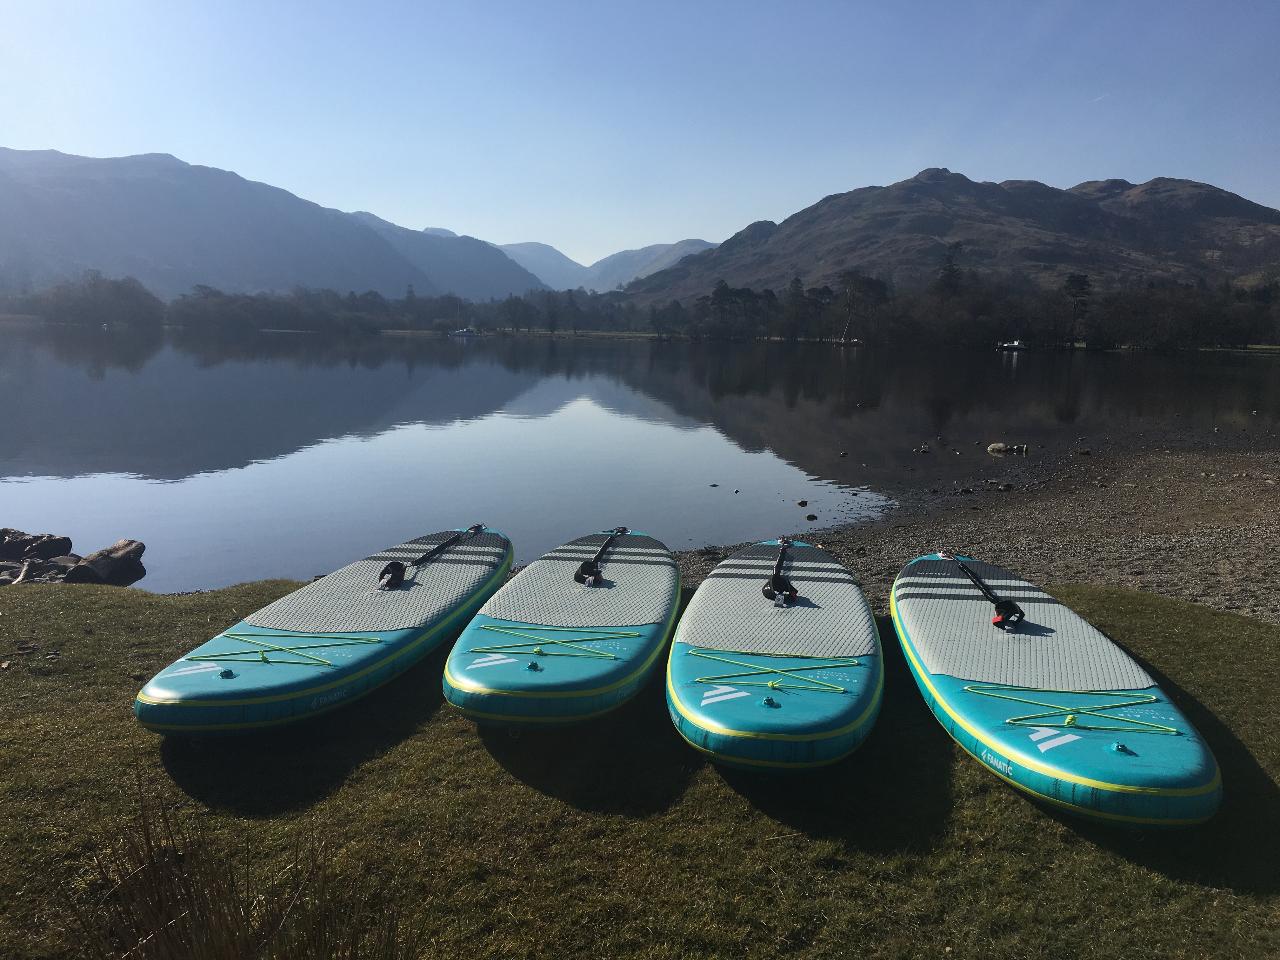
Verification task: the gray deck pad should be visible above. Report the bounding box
[675,543,878,658]
[480,532,679,628]
[245,530,510,634]
[894,557,1153,691]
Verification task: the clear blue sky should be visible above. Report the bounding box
[2,0,1277,264]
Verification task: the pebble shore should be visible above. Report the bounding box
[675,445,1280,625]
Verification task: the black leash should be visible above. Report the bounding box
[575,527,629,587]
[938,550,1024,629]
[378,523,486,590]
[761,537,800,607]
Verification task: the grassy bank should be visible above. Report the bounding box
[2,582,1278,958]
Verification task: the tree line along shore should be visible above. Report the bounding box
[4,249,1280,351]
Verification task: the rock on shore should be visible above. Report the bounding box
[0,529,146,587]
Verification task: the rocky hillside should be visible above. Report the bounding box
[627,168,1280,301]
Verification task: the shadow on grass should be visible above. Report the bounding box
[718,615,955,854]
[161,647,449,817]
[1051,644,1280,895]
[475,586,701,817]
[475,671,698,817]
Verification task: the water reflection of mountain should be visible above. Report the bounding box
[582,341,1280,488]
[1,328,714,480]
[2,329,544,479]
[3,325,1277,484]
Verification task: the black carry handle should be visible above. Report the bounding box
[575,527,629,587]
[378,523,486,591]
[762,537,800,607]
[938,550,1024,629]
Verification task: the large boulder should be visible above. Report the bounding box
[0,530,34,561]
[0,530,146,587]
[60,564,102,585]
[0,529,74,561]
[25,535,74,561]
[64,539,146,587]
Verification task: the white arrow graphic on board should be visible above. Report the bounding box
[468,653,517,669]
[168,664,223,676]
[701,685,750,706]
[1029,726,1081,752]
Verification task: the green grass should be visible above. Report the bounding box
[1,582,1277,959]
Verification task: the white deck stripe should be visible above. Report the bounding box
[1037,733,1082,752]
[701,685,751,706]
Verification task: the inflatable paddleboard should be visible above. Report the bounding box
[891,553,1221,826]
[135,526,512,733]
[442,528,680,723]
[666,539,882,770]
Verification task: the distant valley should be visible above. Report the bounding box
[498,238,718,293]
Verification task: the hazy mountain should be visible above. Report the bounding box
[349,213,544,300]
[498,242,591,290]
[499,238,718,291]
[585,239,718,292]
[628,168,1280,301]
[0,147,543,299]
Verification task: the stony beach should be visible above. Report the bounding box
[676,443,1280,625]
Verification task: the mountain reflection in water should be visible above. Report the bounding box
[2,324,1276,591]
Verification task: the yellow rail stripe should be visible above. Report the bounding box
[442,571,681,700]
[970,744,1216,826]
[136,678,387,732]
[135,552,511,710]
[890,589,1221,798]
[665,648,884,742]
[670,723,860,769]
[444,699,629,725]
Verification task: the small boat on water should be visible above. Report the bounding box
[997,339,1028,351]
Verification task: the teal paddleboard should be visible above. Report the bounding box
[135,526,512,733]
[891,554,1221,826]
[442,528,680,724]
[666,539,882,770]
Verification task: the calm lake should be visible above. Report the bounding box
[3,322,1278,592]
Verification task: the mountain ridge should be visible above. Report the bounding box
[0,147,544,299]
[5,149,1278,304]
[627,168,1280,302]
